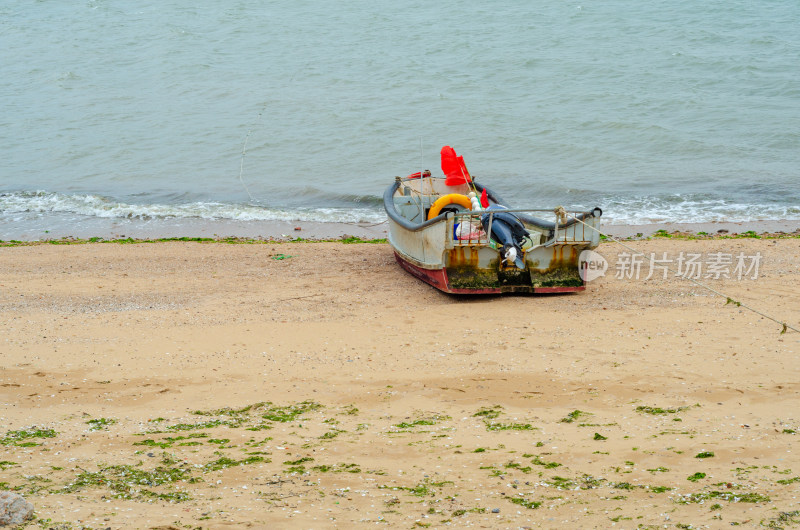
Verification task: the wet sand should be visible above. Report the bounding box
[4,215,800,242]
[1,237,799,529]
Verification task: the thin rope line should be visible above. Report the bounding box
[238,113,262,203]
[238,68,305,203]
[567,213,798,335]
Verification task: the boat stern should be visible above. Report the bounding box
[442,244,587,294]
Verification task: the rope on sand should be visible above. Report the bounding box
[566,212,798,335]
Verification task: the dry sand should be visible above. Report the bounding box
[1,238,799,529]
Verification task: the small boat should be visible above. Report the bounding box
[383,147,603,294]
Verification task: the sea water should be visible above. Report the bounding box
[2,0,799,237]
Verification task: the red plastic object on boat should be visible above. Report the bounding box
[440,146,472,186]
[480,188,489,208]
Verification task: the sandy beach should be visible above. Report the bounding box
[2,236,800,529]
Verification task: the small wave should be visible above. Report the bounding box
[2,190,799,228]
[0,191,386,224]
[593,194,800,225]
[287,186,384,207]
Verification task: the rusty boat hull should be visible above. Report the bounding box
[384,176,603,294]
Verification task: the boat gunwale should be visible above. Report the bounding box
[383,177,603,234]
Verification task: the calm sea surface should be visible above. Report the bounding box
[2,1,799,236]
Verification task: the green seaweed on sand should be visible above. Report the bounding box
[504,462,533,473]
[635,405,688,415]
[86,417,117,431]
[531,455,561,469]
[610,516,632,522]
[472,406,502,420]
[479,465,503,478]
[171,400,324,432]
[545,476,575,489]
[394,415,450,429]
[164,419,244,432]
[509,496,542,509]
[134,439,173,449]
[311,463,362,474]
[675,491,770,504]
[544,474,606,490]
[283,457,314,473]
[203,455,267,472]
[319,429,345,440]
[340,236,387,244]
[762,511,800,528]
[484,421,535,431]
[0,427,57,447]
[245,423,274,431]
[560,409,591,423]
[0,235,534,247]
[61,458,195,502]
[262,401,322,422]
[381,478,454,497]
[133,433,208,449]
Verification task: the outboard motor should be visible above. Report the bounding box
[480,206,527,269]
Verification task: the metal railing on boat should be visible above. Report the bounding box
[448,208,597,248]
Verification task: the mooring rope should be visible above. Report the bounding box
[565,212,798,335]
[237,108,264,203]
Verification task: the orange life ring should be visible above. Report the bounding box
[427,193,472,220]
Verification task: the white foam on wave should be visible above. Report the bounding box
[3,191,800,228]
[588,195,800,225]
[0,191,386,224]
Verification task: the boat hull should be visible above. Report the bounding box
[384,176,601,295]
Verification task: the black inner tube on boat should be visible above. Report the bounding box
[384,179,454,231]
[472,181,602,233]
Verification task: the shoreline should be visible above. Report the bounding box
[2,218,800,243]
